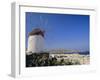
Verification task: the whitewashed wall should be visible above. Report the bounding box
[27,35,44,55]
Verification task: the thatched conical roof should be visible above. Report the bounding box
[29,28,45,37]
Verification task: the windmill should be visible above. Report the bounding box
[26,14,49,55]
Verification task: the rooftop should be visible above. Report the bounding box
[29,28,45,37]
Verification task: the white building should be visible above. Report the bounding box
[49,53,90,65]
[26,28,45,55]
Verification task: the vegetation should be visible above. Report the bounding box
[26,53,80,67]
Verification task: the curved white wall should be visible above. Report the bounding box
[27,35,44,55]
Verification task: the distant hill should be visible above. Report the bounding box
[44,49,89,55]
[44,49,79,54]
[79,51,89,55]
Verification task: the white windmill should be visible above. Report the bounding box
[26,15,48,55]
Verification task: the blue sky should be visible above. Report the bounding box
[26,12,89,52]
